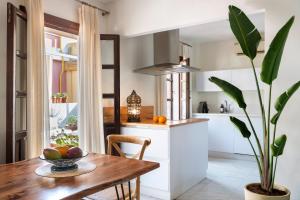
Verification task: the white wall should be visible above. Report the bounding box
[119,34,155,106]
[106,0,300,199]
[0,0,108,163]
[193,39,264,71]
[190,39,264,114]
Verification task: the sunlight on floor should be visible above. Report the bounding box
[142,157,259,200]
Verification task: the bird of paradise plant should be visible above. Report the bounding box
[209,5,299,193]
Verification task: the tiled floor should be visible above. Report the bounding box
[142,156,260,200]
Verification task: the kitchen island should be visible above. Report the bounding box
[121,118,209,200]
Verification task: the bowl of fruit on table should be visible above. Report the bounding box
[40,146,88,172]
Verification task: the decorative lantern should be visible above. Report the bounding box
[127,90,141,122]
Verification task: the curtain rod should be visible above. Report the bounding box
[75,0,110,16]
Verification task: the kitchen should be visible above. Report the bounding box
[113,11,265,200]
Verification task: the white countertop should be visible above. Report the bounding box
[192,113,261,118]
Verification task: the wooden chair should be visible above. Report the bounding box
[87,134,151,200]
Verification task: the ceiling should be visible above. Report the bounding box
[180,13,265,44]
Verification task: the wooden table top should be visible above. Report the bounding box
[0,153,159,200]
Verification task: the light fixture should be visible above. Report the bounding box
[127,90,141,122]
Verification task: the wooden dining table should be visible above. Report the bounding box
[0,153,159,200]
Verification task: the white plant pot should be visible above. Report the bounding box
[245,183,290,200]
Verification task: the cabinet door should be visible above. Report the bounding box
[196,70,231,92]
[207,116,235,153]
[233,116,263,155]
[231,68,261,90]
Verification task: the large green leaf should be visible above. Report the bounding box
[261,17,294,84]
[228,5,261,60]
[271,134,287,157]
[209,77,246,109]
[230,116,251,138]
[271,80,300,124]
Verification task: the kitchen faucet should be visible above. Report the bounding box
[224,100,231,113]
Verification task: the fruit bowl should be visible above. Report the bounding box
[39,151,88,172]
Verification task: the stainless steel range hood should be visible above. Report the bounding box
[134,29,199,76]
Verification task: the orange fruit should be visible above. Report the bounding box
[153,116,159,123]
[158,116,167,124]
[55,146,70,158]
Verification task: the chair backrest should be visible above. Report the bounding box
[107,134,151,160]
[107,134,151,200]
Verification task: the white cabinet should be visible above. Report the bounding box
[193,113,263,155]
[121,122,208,200]
[207,115,235,153]
[196,70,231,92]
[233,116,263,155]
[196,68,262,92]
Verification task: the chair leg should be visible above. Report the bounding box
[121,183,126,200]
[128,181,132,200]
[136,177,140,200]
[115,185,120,200]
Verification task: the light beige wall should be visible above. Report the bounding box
[120,34,155,106]
[194,39,264,70]
[106,0,300,198]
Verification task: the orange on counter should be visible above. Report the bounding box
[55,146,70,158]
[158,116,167,124]
[153,116,159,123]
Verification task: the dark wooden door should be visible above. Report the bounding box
[6,3,28,163]
[100,34,120,152]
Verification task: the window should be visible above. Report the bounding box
[45,29,79,147]
[166,43,191,120]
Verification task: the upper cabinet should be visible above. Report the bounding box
[196,68,262,92]
[196,70,231,92]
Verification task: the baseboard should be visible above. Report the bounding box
[208,151,256,161]
[140,186,170,200]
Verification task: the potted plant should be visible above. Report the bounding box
[56,92,68,103]
[52,94,58,103]
[65,115,78,131]
[50,129,79,147]
[209,5,299,200]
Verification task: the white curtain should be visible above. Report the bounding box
[26,0,47,158]
[78,5,105,154]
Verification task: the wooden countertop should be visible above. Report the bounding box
[121,118,209,129]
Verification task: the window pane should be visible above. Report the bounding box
[45,30,79,147]
[102,69,114,93]
[15,57,27,92]
[16,17,26,53]
[101,40,114,65]
[15,98,27,132]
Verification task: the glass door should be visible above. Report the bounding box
[100,34,120,152]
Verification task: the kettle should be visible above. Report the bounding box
[198,101,209,113]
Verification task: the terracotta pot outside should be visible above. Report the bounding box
[245,183,290,200]
[61,97,67,103]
